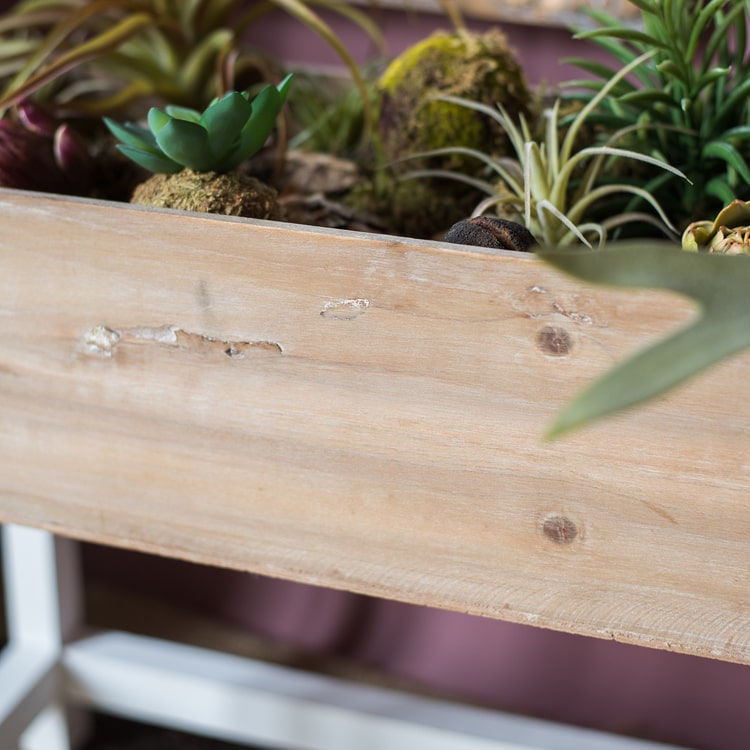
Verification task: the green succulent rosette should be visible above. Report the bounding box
[104,74,292,174]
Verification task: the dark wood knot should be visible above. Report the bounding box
[443,216,538,252]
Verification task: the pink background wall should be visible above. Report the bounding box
[243,6,605,85]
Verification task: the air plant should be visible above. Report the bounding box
[0,0,381,126]
[403,50,688,247]
[104,74,292,174]
[565,0,750,230]
[682,199,750,254]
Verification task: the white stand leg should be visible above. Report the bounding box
[0,525,83,750]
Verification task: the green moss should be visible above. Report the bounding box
[377,29,531,168]
[130,169,283,220]
[345,168,481,239]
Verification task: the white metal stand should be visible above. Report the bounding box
[0,524,687,750]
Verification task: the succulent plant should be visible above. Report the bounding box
[682,199,750,254]
[103,75,292,174]
[0,99,92,194]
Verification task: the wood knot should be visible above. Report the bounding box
[537,325,573,356]
[443,217,538,252]
[542,515,578,544]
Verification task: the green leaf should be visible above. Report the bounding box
[103,118,158,152]
[538,243,750,437]
[701,140,750,184]
[560,57,632,86]
[115,144,183,174]
[275,72,294,102]
[200,90,252,162]
[576,26,666,48]
[165,105,202,123]
[619,88,682,109]
[179,28,233,95]
[704,176,743,206]
[656,59,689,86]
[220,80,287,169]
[152,117,215,172]
[694,66,731,93]
[623,0,657,12]
[0,12,154,113]
[148,107,172,135]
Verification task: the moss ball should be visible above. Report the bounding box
[131,169,283,220]
[377,28,531,169]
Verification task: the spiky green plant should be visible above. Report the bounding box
[103,74,292,174]
[403,50,688,247]
[0,0,381,122]
[565,0,750,230]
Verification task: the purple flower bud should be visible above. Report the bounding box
[16,99,58,137]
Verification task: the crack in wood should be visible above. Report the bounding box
[81,325,282,359]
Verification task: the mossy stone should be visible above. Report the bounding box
[131,169,283,220]
[377,29,531,169]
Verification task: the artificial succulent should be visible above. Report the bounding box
[682,199,750,254]
[104,75,292,174]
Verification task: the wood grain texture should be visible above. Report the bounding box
[2,188,749,664]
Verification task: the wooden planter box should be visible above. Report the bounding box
[2,186,748,666]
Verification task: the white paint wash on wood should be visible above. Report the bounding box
[1,188,748,664]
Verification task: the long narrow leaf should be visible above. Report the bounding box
[576,26,666,48]
[702,140,750,184]
[538,243,750,437]
[0,12,153,111]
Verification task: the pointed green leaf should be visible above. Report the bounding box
[103,118,158,152]
[275,72,294,102]
[153,117,214,172]
[115,144,183,174]
[148,107,172,135]
[200,90,252,162]
[221,84,282,169]
[694,66,731,92]
[165,105,202,123]
[538,243,750,437]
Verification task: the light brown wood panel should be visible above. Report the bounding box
[2,188,749,664]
